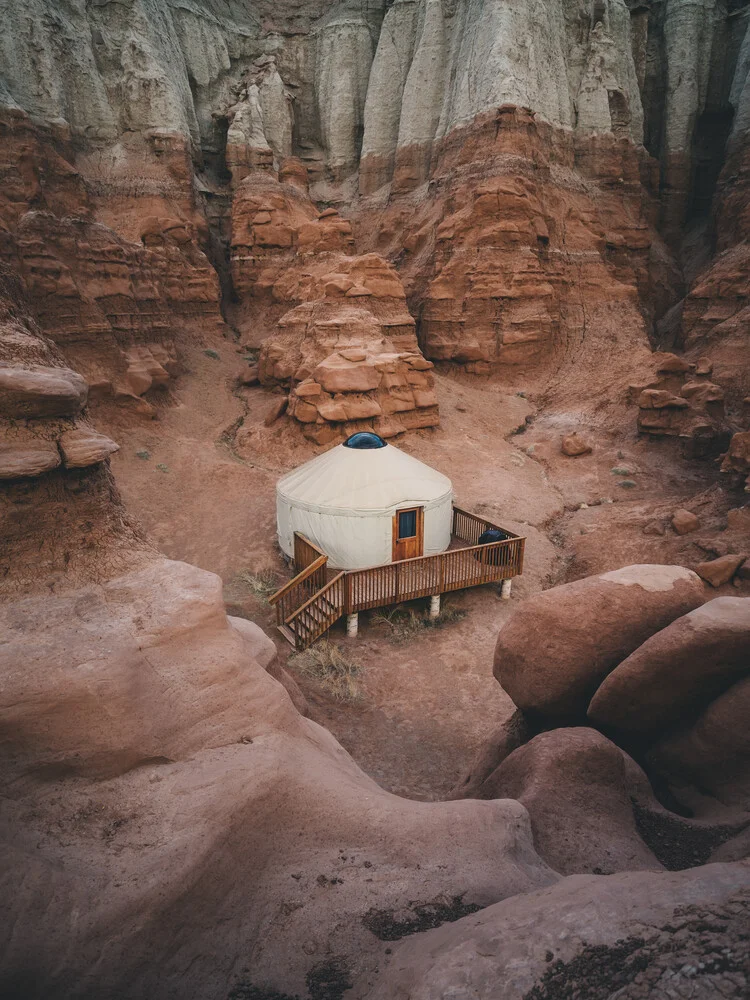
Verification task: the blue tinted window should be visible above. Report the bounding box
[343,432,387,449]
[398,510,417,538]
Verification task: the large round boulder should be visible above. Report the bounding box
[588,597,750,740]
[471,727,662,876]
[494,565,705,720]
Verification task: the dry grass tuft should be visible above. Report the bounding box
[237,569,279,603]
[372,603,467,644]
[289,641,362,702]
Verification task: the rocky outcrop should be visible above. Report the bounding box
[494,565,705,720]
[470,727,663,876]
[631,351,733,456]
[0,264,144,594]
[589,598,750,741]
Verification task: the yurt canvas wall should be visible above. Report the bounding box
[276,442,453,570]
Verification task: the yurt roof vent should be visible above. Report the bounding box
[343,432,387,449]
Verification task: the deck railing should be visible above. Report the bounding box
[270,511,525,651]
[344,536,524,613]
[452,505,518,546]
[293,533,327,573]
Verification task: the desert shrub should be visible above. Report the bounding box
[289,641,362,702]
[237,569,279,602]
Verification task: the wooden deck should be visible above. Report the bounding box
[270,506,525,650]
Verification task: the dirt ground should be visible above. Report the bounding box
[98,342,748,801]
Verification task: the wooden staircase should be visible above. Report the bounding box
[269,535,346,651]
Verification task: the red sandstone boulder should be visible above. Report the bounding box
[561,433,592,457]
[59,427,119,468]
[647,674,750,807]
[695,554,746,587]
[0,439,61,478]
[0,364,87,418]
[671,509,700,534]
[588,598,750,740]
[468,728,662,876]
[495,566,705,720]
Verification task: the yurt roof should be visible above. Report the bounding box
[277,440,453,516]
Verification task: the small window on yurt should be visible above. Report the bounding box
[398,509,418,539]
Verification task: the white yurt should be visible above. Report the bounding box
[276,432,454,570]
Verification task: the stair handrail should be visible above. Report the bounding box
[285,571,346,625]
[269,555,328,606]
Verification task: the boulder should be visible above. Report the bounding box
[647,673,750,806]
[0,440,61,478]
[695,554,746,587]
[238,365,259,386]
[588,598,750,740]
[468,728,662,876]
[0,365,88,418]
[59,427,119,468]
[263,396,288,426]
[495,565,705,720]
[561,433,592,457]
[671,509,700,534]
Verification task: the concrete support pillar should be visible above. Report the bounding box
[346,613,359,638]
[500,579,513,601]
[429,594,441,619]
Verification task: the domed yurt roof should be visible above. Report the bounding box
[277,434,453,516]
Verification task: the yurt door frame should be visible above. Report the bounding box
[392,506,424,562]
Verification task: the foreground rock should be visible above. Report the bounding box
[0,554,556,999]
[361,864,750,1000]
[495,565,705,720]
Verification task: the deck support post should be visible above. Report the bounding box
[429,594,441,620]
[346,613,359,638]
[500,579,512,600]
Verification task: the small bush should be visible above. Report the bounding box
[372,603,466,644]
[237,569,279,602]
[289,641,362,702]
[203,348,220,360]
[155,463,169,473]
[135,449,150,460]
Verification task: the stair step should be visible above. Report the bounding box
[277,624,298,648]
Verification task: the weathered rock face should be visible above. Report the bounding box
[0,105,225,414]
[0,264,140,596]
[630,351,732,456]
[360,0,644,195]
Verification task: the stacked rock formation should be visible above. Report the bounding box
[631,352,732,455]
[231,162,440,442]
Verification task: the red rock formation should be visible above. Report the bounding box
[0,106,225,415]
[258,252,439,444]
[355,107,666,395]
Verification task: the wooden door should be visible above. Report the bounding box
[392,506,424,562]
